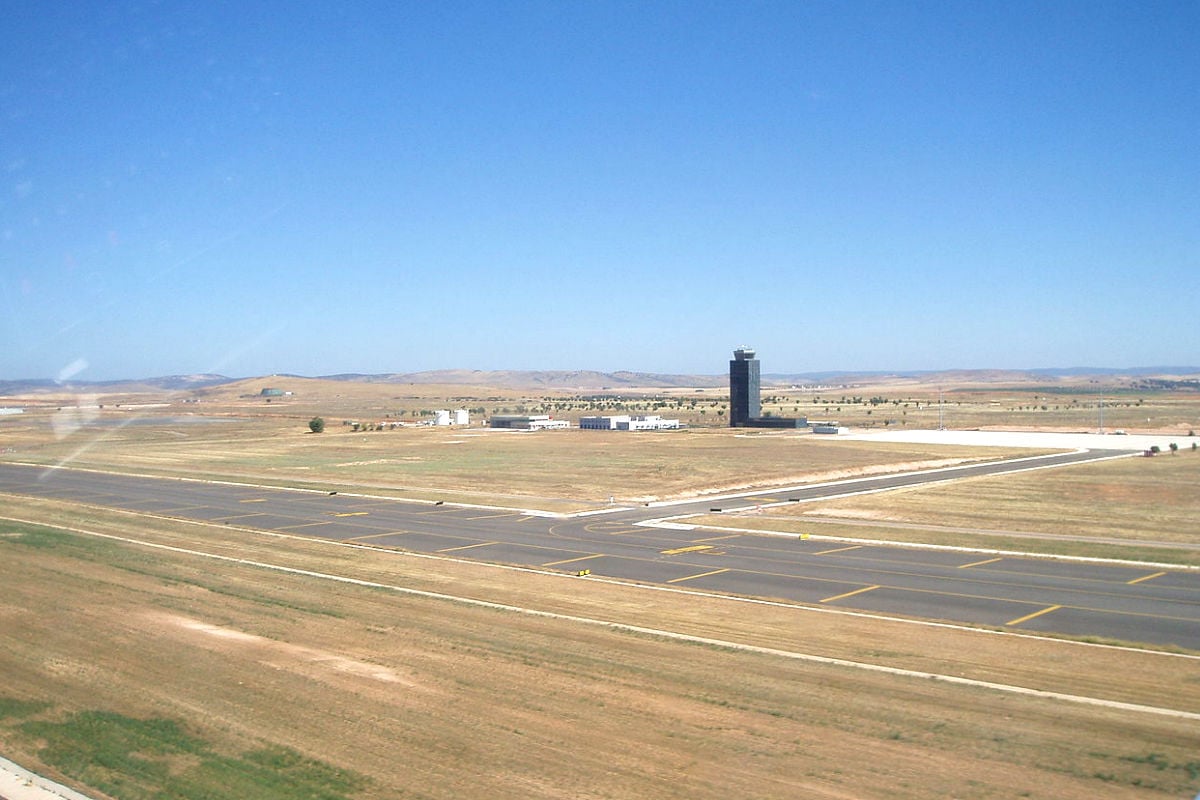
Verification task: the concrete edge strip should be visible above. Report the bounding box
[5,515,1199,722]
[0,754,97,800]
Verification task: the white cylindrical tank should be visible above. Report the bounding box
[434,410,451,426]
[453,409,469,426]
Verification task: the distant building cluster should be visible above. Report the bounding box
[729,347,810,429]
[579,414,682,431]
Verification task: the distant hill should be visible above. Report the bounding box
[319,370,726,390]
[0,374,232,395]
[2,367,1197,396]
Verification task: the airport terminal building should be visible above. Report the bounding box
[579,414,682,431]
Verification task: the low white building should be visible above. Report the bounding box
[580,414,681,431]
[489,414,569,430]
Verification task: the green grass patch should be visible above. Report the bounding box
[16,709,367,800]
[0,697,52,721]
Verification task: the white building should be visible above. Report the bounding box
[432,409,470,426]
[579,415,681,431]
[489,414,569,430]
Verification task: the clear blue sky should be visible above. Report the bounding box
[3,1,1197,381]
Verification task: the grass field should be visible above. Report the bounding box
[2,501,1198,799]
[1,378,1198,799]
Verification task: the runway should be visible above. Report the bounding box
[1,452,1197,651]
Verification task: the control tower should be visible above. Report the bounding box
[729,347,761,427]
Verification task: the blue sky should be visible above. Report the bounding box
[3,1,1197,381]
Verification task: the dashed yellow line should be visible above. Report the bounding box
[959,557,1003,569]
[1007,605,1062,627]
[1127,571,1167,586]
[660,544,715,555]
[238,498,268,504]
[542,554,604,567]
[437,541,498,553]
[813,545,864,556]
[668,568,730,584]
[820,585,880,604]
[332,511,369,518]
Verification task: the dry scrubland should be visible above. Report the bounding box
[1,377,1199,799]
[1,498,1198,799]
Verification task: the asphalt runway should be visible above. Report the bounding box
[2,453,1198,650]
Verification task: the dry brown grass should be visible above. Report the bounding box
[0,404,1044,512]
[2,497,1198,799]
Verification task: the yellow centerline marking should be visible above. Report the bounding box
[693,534,741,543]
[668,568,730,584]
[239,498,268,504]
[1127,571,1167,585]
[463,512,516,520]
[542,554,604,567]
[276,521,333,530]
[437,541,498,553]
[332,511,369,517]
[821,585,880,603]
[959,557,1003,569]
[813,545,864,556]
[660,544,715,555]
[1007,605,1063,626]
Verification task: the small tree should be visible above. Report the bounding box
[1169,442,1178,455]
[309,417,325,434]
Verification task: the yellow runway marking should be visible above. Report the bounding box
[542,554,604,567]
[238,498,268,504]
[347,531,410,542]
[668,568,730,584]
[814,545,864,556]
[820,585,880,603]
[438,541,498,553]
[1007,605,1062,626]
[660,544,715,555]
[276,521,333,530]
[693,534,741,543]
[959,557,1003,569]
[463,512,516,520]
[1127,571,1167,585]
[332,511,369,517]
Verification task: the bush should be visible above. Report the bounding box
[308,417,325,434]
